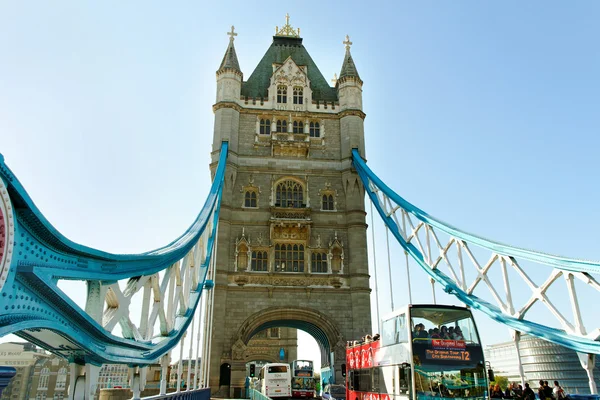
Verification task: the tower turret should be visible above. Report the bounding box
[337,35,365,158]
[216,26,243,102]
[213,26,243,154]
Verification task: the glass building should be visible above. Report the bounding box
[485,334,600,394]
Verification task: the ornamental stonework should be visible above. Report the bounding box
[227,273,346,288]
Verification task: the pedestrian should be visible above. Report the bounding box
[523,383,535,400]
[504,384,514,399]
[538,380,547,400]
[553,381,566,399]
[491,383,504,398]
[544,380,555,400]
[512,382,522,400]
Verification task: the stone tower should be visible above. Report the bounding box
[208,18,371,395]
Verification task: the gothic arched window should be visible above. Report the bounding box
[260,119,271,135]
[274,243,305,272]
[293,87,303,104]
[269,328,281,338]
[244,191,257,208]
[322,194,334,211]
[309,122,320,137]
[276,119,288,133]
[275,180,304,208]
[237,242,249,271]
[293,120,304,134]
[311,252,328,273]
[55,367,67,390]
[38,368,50,390]
[251,251,268,272]
[277,85,287,103]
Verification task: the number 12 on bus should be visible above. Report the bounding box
[346,305,490,400]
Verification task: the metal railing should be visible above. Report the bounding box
[249,388,271,400]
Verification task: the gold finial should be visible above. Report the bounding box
[227,25,237,42]
[331,73,338,85]
[343,35,353,51]
[275,13,300,37]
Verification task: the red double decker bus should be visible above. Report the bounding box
[346,304,489,400]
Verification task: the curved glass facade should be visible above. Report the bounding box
[484,335,600,395]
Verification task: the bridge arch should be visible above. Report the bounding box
[236,306,343,364]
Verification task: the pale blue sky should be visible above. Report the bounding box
[1,1,599,369]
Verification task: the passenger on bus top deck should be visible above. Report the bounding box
[453,327,465,340]
[440,326,450,339]
[413,323,428,339]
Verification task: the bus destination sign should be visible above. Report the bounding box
[425,349,471,361]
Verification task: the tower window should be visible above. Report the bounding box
[293,87,303,104]
[277,85,287,103]
[244,191,257,208]
[293,120,304,134]
[251,251,268,271]
[269,328,281,338]
[260,119,271,135]
[275,180,304,208]
[309,122,320,138]
[322,194,334,211]
[274,243,305,272]
[276,119,288,133]
[311,252,328,273]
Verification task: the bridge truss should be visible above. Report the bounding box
[352,149,599,393]
[0,143,598,396]
[0,142,228,398]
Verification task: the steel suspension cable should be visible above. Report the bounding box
[385,226,395,312]
[370,200,381,333]
[401,211,413,304]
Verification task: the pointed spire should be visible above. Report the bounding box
[218,26,241,74]
[339,35,360,81]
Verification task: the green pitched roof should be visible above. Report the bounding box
[241,36,338,102]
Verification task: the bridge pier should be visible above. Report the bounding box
[511,330,526,385]
[160,353,171,395]
[578,353,598,394]
[129,366,147,399]
[69,362,100,400]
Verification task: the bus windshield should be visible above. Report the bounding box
[411,307,479,344]
[410,307,486,400]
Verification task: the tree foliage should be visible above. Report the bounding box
[492,374,509,389]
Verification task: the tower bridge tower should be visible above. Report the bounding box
[209,18,371,395]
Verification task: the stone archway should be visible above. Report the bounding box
[236,306,343,354]
[224,306,345,394]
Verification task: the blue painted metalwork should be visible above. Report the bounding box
[249,388,272,400]
[0,142,229,365]
[352,149,600,355]
[0,366,16,397]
